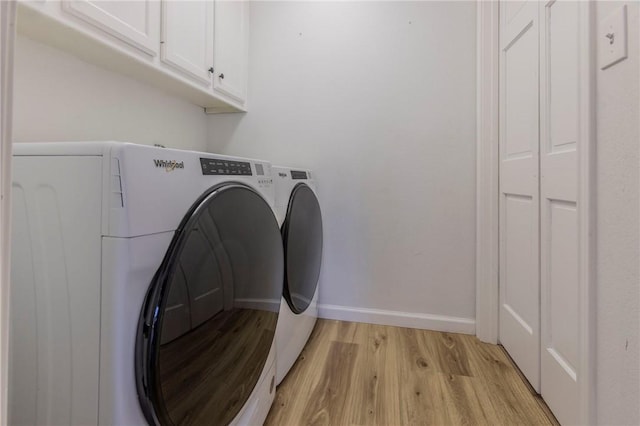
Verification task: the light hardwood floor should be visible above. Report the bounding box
[265,319,559,426]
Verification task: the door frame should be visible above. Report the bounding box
[475,0,500,346]
[475,1,596,424]
[0,1,16,424]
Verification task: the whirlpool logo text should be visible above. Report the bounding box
[153,159,185,172]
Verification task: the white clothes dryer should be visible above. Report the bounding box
[272,166,323,385]
[9,142,282,426]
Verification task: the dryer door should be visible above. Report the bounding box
[136,183,283,426]
[282,183,323,314]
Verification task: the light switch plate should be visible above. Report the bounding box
[599,4,628,70]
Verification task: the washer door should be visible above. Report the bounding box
[136,183,283,426]
[282,183,323,314]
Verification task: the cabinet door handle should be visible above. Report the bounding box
[208,67,214,74]
[219,73,225,79]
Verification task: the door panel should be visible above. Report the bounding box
[499,0,541,391]
[540,1,580,423]
[161,0,214,85]
[62,0,160,56]
[503,195,537,329]
[213,0,249,103]
[504,26,538,160]
[547,200,579,370]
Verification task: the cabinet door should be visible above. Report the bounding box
[62,0,160,56]
[161,0,214,85]
[213,0,248,104]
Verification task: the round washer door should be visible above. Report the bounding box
[282,183,323,314]
[136,183,283,426]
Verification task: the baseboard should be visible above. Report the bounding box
[317,304,476,335]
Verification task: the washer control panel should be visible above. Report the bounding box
[200,158,252,176]
[290,170,308,180]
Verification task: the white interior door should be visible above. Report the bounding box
[498,0,541,391]
[539,1,581,424]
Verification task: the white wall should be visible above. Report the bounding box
[595,2,640,424]
[13,35,208,151]
[208,1,477,329]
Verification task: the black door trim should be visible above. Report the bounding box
[281,182,323,315]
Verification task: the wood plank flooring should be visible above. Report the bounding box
[265,319,559,426]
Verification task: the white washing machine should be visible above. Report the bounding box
[9,142,283,426]
[272,166,323,385]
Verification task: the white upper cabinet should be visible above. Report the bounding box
[161,0,214,86]
[18,0,248,112]
[62,0,160,56]
[213,0,249,104]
